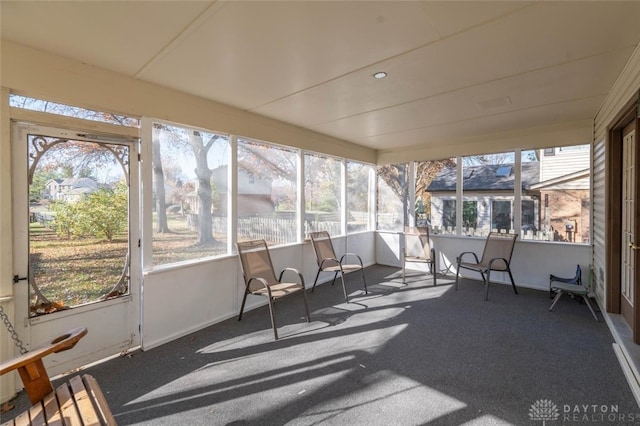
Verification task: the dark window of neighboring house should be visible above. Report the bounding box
[544,148,555,156]
[522,199,536,233]
[443,199,456,228]
[492,200,511,231]
[463,200,478,228]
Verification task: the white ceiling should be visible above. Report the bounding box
[2,1,640,152]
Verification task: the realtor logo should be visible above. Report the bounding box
[529,399,560,425]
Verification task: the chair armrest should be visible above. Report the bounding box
[487,257,510,271]
[279,267,305,286]
[247,277,270,292]
[0,327,87,404]
[319,257,340,269]
[339,253,363,266]
[0,327,87,376]
[457,251,479,264]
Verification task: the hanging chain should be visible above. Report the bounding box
[0,304,28,354]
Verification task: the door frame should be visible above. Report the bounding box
[10,114,141,376]
[606,92,640,343]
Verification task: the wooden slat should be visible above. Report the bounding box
[69,376,101,426]
[82,375,116,426]
[13,410,29,426]
[2,375,116,426]
[42,391,63,426]
[1,417,16,426]
[28,403,44,426]
[55,382,82,426]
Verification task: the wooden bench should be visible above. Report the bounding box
[0,327,116,425]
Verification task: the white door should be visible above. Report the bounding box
[11,122,140,377]
[621,122,636,326]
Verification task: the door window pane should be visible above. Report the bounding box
[28,135,129,314]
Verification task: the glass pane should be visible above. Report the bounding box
[28,135,129,315]
[491,200,512,232]
[522,144,590,243]
[462,200,478,235]
[305,153,342,236]
[418,159,456,234]
[238,138,298,245]
[151,123,229,266]
[347,161,373,233]
[10,94,139,127]
[377,164,407,232]
[463,152,515,235]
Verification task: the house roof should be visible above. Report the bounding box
[59,177,99,189]
[427,162,539,192]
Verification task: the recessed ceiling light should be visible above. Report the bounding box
[373,72,387,79]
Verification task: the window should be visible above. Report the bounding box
[151,122,229,266]
[238,138,298,245]
[463,152,515,236]
[415,158,456,233]
[463,200,478,230]
[305,153,342,236]
[442,199,456,231]
[10,94,139,127]
[522,144,590,243]
[27,134,130,313]
[347,161,374,233]
[491,200,512,232]
[377,164,407,232]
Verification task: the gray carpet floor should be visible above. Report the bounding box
[4,265,640,425]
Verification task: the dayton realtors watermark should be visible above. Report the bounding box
[529,399,640,424]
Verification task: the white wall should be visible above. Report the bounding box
[376,231,591,292]
[142,233,376,349]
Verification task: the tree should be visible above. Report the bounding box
[50,184,127,241]
[152,137,170,233]
[377,164,409,226]
[188,131,219,246]
[77,184,128,241]
[416,159,456,220]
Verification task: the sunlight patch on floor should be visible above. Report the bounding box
[298,369,467,425]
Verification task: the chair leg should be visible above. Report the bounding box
[331,272,339,286]
[339,269,349,303]
[549,291,563,311]
[431,249,437,287]
[431,259,436,287]
[238,289,249,321]
[582,295,599,322]
[311,269,322,292]
[484,270,490,301]
[507,268,518,295]
[402,260,406,284]
[267,298,278,340]
[455,261,461,291]
[301,289,311,323]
